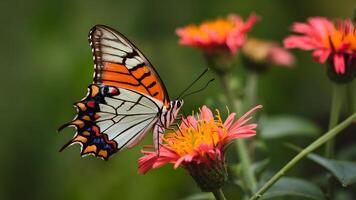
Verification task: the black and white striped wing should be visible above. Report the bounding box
[97,87,162,150]
[59,84,163,160]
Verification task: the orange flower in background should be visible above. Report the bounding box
[284,17,356,75]
[176,13,259,55]
[138,105,262,191]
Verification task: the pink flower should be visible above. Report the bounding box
[284,17,356,75]
[268,45,296,66]
[242,38,295,68]
[176,13,259,55]
[138,105,262,191]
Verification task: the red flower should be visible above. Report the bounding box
[176,13,259,55]
[284,17,356,74]
[138,105,262,191]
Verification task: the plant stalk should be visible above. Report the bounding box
[212,189,227,200]
[249,112,356,200]
[244,71,259,112]
[325,83,343,158]
[324,83,344,199]
[219,72,257,193]
[345,83,355,114]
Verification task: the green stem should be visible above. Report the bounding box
[346,83,355,114]
[244,72,258,112]
[249,112,356,200]
[219,72,257,193]
[325,83,344,199]
[325,83,343,158]
[212,189,227,200]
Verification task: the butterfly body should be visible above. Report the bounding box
[60,25,183,160]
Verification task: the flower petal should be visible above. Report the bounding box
[284,36,318,50]
[312,49,331,63]
[223,113,236,129]
[234,105,262,128]
[333,54,345,74]
[200,105,214,121]
[268,46,295,67]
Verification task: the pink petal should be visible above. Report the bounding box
[240,13,260,33]
[227,130,257,140]
[284,36,318,50]
[268,46,295,67]
[174,154,194,169]
[229,124,258,134]
[138,153,158,174]
[224,113,236,129]
[291,22,313,35]
[308,17,334,39]
[312,49,331,63]
[333,54,345,74]
[229,105,262,131]
[181,116,197,129]
[226,13,259,54]
[226,34,244,54]
[200,105,214,121]
[138,146,181,174]
[234,105,262,128]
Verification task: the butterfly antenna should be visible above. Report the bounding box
[181,78,215,98]
[177,68,210,99]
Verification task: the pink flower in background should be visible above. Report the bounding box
[242,38,295,67]
[284,17,356,74]
[268,45,295,66]
[176,13,259,55]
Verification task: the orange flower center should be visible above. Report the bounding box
[184,18,237,43]
[323,26,356,53]
[163,112,227,156]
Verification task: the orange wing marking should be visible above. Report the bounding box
[99,62,168,106]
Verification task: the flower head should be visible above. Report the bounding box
[176,13,259,55]
[284,17,356,82]
[138,105,262,191]
[242,38,295,71]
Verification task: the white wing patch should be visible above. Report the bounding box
[90,26,135,68]
[95,88,163,151]
[102,54,123,64]
[125,58,141,68]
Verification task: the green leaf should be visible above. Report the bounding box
[252,159,270,177]
[287,144,356,186]
[260,115,321,139]
[307,153,356,186]
[260,177,325,200]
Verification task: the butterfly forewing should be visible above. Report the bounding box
[89,25,170,106]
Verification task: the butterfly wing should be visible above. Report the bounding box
[59,84,162,160]
[60,25,170,160]
[89,25,170,106]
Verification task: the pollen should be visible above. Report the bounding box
[163,112,227,156]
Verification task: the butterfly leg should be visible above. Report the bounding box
[153,122,165,152]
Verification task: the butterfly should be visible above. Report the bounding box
[59,25,183,160]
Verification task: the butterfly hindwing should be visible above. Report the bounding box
[60,84,162,159]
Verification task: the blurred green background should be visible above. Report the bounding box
[1,0,355,200]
